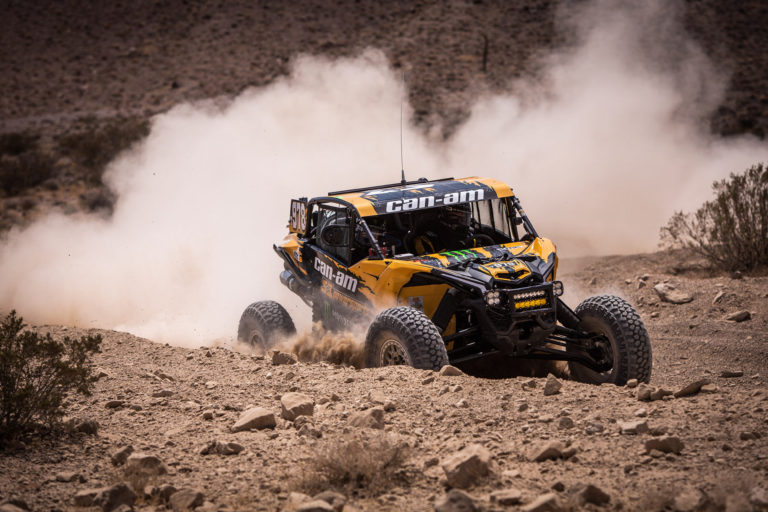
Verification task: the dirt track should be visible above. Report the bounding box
[1,251,766,511]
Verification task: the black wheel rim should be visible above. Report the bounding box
[379,338,410,366]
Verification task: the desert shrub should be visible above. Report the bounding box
[0,152,55,196]
[661,163,768,272]
[0,311,102,444]
[294,432,409,496]
[0,132,39,156]
[58,116,149,183]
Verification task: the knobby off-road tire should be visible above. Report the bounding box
[569,295,652,385]
[237,301,296,350]
[365,306,449,371]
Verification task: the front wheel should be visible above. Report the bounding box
[568,295,652,385]
[237,300,296,350]
[364,307,449,371]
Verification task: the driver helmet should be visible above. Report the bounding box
[442,204,471,227]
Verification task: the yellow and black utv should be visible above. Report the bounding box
[238,176,651,384]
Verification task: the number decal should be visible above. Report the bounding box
[289,200,307,234]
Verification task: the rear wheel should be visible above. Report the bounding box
[568,295,651,385]
[237,301,296,350]
[365,307,449,371]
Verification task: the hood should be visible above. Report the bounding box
[408,239,558,287]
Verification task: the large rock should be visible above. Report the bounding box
[74,483,137,512]
[349,407,385,430]
[543,374,562,396]
[169,489,204,512]
[231,407,276,432]
[527,441,565,462]
[125,453,167,476]
[281,392,314,421]
[110,445,134,466]
[724,310,751,322]
[434,489,477,512]
[439,365,465,377]
[441,444,492,489]
[578,484,611,505]
[674,379,711,398]
[618,420,649,435]
[653,283,693,304]
[645,436,684,454]
[521,493,561,512]
[271,350,297,365]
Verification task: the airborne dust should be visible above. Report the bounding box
[0,0,765,347]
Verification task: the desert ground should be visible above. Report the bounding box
[1,1,767,511]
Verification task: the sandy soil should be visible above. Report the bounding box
[1,251,766,511]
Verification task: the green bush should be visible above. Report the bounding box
[58,117,149,183]
[0,311,102,444]
[661,163,768,271]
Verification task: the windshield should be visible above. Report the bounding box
[359,197,536,258]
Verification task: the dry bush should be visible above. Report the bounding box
[58,116,149,183]
[0,311,102,444]
[0,132,54,196]
[661,163,767,272]
[294,432,409,496]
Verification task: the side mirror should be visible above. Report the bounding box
[321,225,348,247]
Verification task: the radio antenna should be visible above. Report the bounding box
[400,71,406,186]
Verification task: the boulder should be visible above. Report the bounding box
[281,392,314,421]
[74,483,137,512]
[169,489,204,512]
[578,484,610,505]
[527,441,565,462]
[618,420,648,435]
[543,374,562,396]
[231,407,276,432]
[349,407,385,430]
[653,283,693,304]
[645,436,684,454]
[441,444,492,489]
[434,489,477,512]
[125,453,167,476]
[439,365,465,377]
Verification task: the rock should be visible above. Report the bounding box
[557,416,574,429]
[674,487,704,512]
[152,389,174,398]
[271,350,297,365]
[349,407,385,429]
[521,492,560,512]
[169,489,204,512]
[527,441,565,462]
[281,392,314,421]
[618,420,648,435]
[147,484,178,503]
[368,389,387,404]
[199,440,244,455]
[626,379,638,388]
[231,407,276,432]
[125,453,168,476]
[578,484,610,505]
[700,383,719,393]
[422,375,436,385]
[286,492,312,509]
[105,400,125,409]
[645,436,684,454]
[634,408,648,418]
[585,423,604,434]
[74,483,137,511]
[725,310,750,322]
[543,374,562,396]
[0,504,26,512]
[750,487,768,508]
[55,471,84,482]
[296,500,334,512]
[653,283,693,304]
[636,384,652,401]
[439,365,465,377]
[674,379,711,398]
[441,444,492,489]
[202,410,214,420]
[313,490,347,511]
[434,489,477,512]
[551,481,565,492]
[713,290,725,304]
[110,445,134,466]
[649,388,674,401]
[720,370,744,378]
[75,420,99,435]
[491,488,522,505]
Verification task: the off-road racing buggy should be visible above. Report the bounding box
[238,177,651,384]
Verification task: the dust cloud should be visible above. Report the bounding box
[0,0,765,346]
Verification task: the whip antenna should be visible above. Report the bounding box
[400,71,406,186]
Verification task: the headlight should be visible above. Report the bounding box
[552,281,564,296]
[484,290,502,306]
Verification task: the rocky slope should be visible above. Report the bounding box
[1,252,766,512]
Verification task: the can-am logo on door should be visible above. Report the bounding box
[314,258,358,293]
